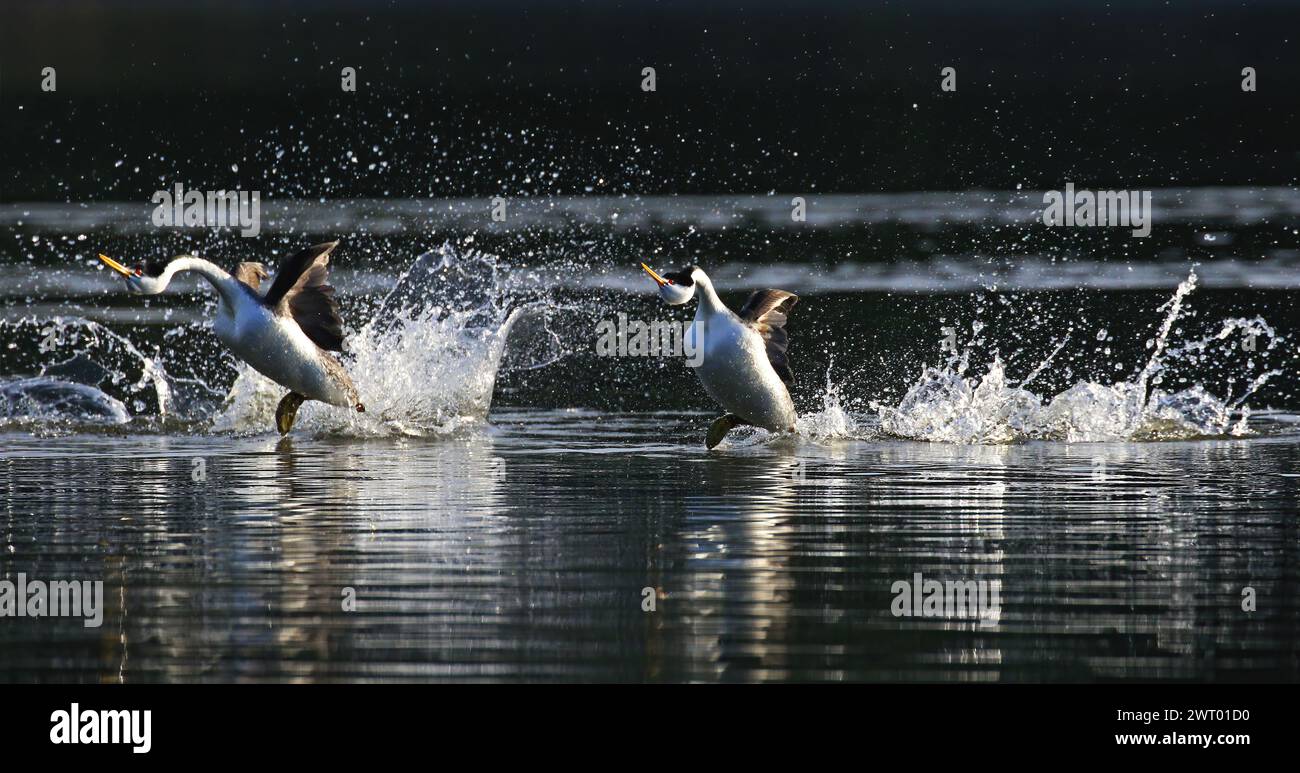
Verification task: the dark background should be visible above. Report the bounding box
[2,0,1297,201]
[2,1,1296,412]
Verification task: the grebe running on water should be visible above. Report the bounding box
[99,241,364,434]
[641,263,799,449]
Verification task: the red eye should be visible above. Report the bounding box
[133,267,143,277]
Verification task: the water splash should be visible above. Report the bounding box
[0,245,559,437]
[1,255,1291,445]
[0,316,189,424]
[211,245,550,436]
[714,358,865,449]
[875,271,1284,443]
[795,357,862,441]
[1,377,129,426]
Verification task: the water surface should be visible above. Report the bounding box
[2,409,1298,682]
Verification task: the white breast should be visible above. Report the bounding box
[689,311,796,431]
[213,292,351,406]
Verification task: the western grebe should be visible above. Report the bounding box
[99,241,364,434]
[641,263,798,449]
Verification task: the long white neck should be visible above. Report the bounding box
[162,256,240,306]
[691,270,730,320]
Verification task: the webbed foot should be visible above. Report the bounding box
[275,392,306,435]
[706,413,749,450]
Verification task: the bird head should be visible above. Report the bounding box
[98,254,178,295]
[641,263,700,305]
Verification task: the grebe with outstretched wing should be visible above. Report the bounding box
[99,241,363,434]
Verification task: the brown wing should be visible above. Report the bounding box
[232,262,269,292]
[264,241,346,352]
[738,288,799,384]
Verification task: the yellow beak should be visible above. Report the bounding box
[98,253,133,277]
[641,262,669,287]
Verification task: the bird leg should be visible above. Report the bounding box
[706,413,749,450]
[275,392,306,435]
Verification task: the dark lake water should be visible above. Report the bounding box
[3,413,1299,682]
[2,193,1298,682]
